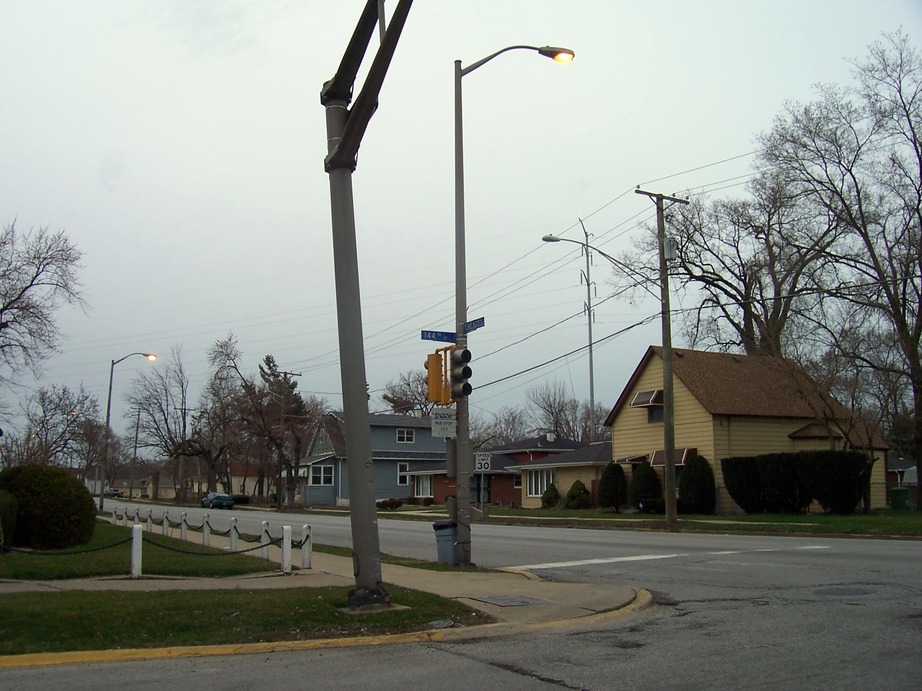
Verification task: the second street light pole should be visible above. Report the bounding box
[453,44,574,566]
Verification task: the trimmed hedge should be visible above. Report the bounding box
[0,489,18,549]
[598,462,628,512]
[721,450,874,515]
[0,465,96,549]
[678,455,716,514]
[630,460,662,510]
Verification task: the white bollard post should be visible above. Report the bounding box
[110,510,117,526]
[230,517,238,552]
[180,512,188,542]
[282,525,292,574]
[146,509,153,532]
[301,524,312,569]
[203,514,210,547]
[261,521,270,560]
[131,524,143,578]
[162,511,169,536]
[122,510,129,527]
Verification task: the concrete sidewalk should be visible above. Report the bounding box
[0,535,651,666]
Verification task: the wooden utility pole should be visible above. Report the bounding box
[636,188,688,532]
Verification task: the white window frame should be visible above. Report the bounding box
[413,475,433,498]
[309,465,334,486]
[396,428,415,444]
[526,469,555,497]
[397,462,410,486]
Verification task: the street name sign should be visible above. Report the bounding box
[421,330,456,343]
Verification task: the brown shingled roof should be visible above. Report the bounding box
[665,347,849,419]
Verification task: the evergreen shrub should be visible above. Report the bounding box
[678,455,716,514]
[0,489,18,549]
[598,462,627,512]
[0,465,96,549]
[629,460,662,510]
[541,483,561,509]
[565,480,592,509]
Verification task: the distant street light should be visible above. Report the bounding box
[98,352,156,511]
[453,44,574,565]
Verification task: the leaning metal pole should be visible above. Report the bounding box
[323,98,389,606]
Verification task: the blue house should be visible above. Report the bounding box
[296,413,446,506]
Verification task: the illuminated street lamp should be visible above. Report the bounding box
[453,44,573,565]
[97,352,157,511]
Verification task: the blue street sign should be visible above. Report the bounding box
[464,316,485,333]
[421,330,456,343]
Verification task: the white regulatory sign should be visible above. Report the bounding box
[431,409,457,438]
[475,452,491,472]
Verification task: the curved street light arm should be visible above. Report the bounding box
[461,45,573,77]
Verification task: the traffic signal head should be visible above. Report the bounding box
[425,350,451,405]
[450,347,472,400]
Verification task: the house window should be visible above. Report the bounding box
[396,428,415,444]
[309,465,334,486]
[414,475,432,498]
[397,462,410,486]
[513,474,522,489]
[648,406,664,423]
[527,469,555,497]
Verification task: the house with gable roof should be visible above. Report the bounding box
[604,346,888,514]
[296,412,446,506]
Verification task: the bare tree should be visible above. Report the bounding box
[760,31,922,505]
[24,384,101,468]
[0,223,84,381]
[470,405,532,449]
[381,370,434,416]
[126,346,195,500]
[526,380,602,443]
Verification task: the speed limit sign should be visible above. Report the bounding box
[474,452,491,472]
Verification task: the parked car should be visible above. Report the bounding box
[104,489,121,498]
[201,492,234,510]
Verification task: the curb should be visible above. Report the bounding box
[0,588,654,669]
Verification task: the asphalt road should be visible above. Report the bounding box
[8,502,918,690]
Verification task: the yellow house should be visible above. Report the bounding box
[603,346,888,514]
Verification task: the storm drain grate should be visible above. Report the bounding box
[469,595,552,607]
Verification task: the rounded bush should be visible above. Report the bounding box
[678,455,716,514]
[0,465,96,549]
[629,460,662,509]
[0,489,18,549]
[565,480,592,509]
[598,462,627,512]
[541,483,560,509]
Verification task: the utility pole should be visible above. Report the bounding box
[635,188,687,532]
[578,219,596,440]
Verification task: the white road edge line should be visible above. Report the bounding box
[511,554,687,571]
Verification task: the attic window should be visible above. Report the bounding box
[630,390,663,407]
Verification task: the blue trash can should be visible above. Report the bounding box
[432,520,457,565]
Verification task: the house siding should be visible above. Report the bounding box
[608,348,887,515]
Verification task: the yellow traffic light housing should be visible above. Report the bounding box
[425,349,452,405]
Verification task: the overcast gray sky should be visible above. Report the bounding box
[2,0,920,438]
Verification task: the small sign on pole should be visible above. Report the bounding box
[475,452,491,472]
[431,409,457,437]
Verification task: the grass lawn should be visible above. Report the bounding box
[0,521,490,655]
[0,585,490,655]
[0,522,275,580]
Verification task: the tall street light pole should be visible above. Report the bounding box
[454,44,573,565]
[541,220,597,440]
[98,352,156,512]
